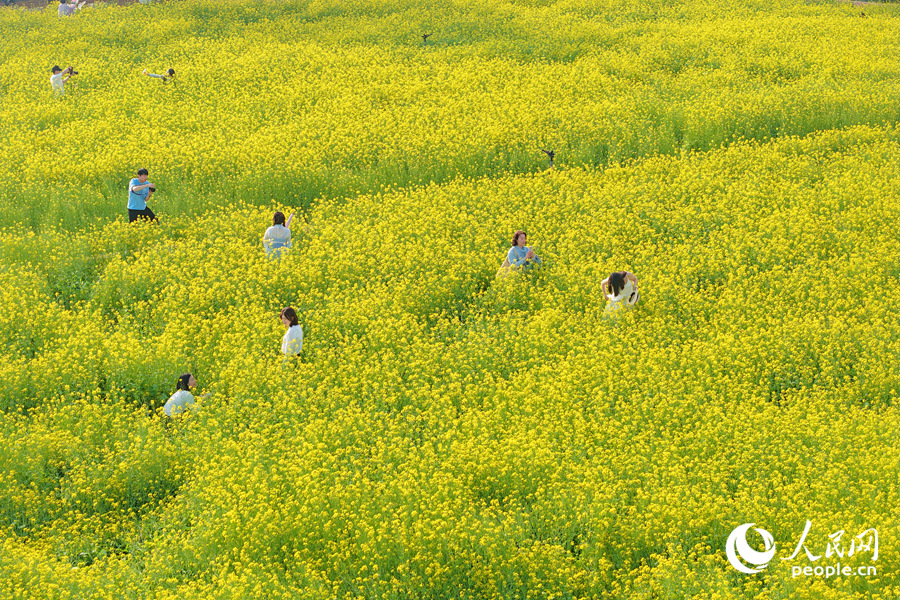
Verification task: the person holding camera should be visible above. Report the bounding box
[263,211,293,259]
[128,168,158,223]
[506,230,541,269]
[50,66,77,95]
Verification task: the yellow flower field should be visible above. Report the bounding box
[2,0,900,228]
[1,0,899,598]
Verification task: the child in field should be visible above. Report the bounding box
[164,373,197,417]
[263,211,293,258]
[602,271,639,313]
[143,68,175,83]
[280,307,303,356]
[498,230,541,275]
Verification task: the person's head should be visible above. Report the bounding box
[52,65,62,74]
[137,168,149,183]
[512,230,527,247]
[273,211,286,226]
[176,373,196,391]
[166,68,175,77]
[280,307,299,328]
[608,271,627,298]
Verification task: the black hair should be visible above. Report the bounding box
[273,211,286,226]
[137,168,149,176]
[166,68,175,76]
[608,272,627,298]
[511,230,526,247]
[52,65,62,73]
[281,307,299,327]
[176,373,193,391]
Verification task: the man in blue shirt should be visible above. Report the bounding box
[128,168,158,223]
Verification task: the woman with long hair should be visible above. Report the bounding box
[601,271,639,313]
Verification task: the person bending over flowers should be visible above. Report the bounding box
[602,270,639,313]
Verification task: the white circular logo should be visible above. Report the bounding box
[726,523,777,574]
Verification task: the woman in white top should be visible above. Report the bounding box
[263,211,293,258]
[602,271,639,313]
[164,373,197,417]
[281,307,303,356]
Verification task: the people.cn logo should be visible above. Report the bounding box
[726,523,777,574]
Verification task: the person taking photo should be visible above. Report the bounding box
[128,168,158,223]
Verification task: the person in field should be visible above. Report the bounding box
[280,307,303,356]
[128,168,158,223]
[57,0,84,17]
[50,66,76,95]
[143,68,176,83]
[498,230,541,275]
[263,211,293,258]
[602,271,639,313]
[164,373,197,418]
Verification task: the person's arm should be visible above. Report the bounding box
[263,228,274,253]
[286,213,294,228]
[601,277,610,297]
[625,271,638,289]
[130,182,153,192]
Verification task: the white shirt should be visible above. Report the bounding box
[263,225,292,258]
[50,73,65,94]
[164,390,196,417]
[606,279,637,312]
[282,324,303,355]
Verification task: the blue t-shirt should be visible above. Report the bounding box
[128,178,149,210]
